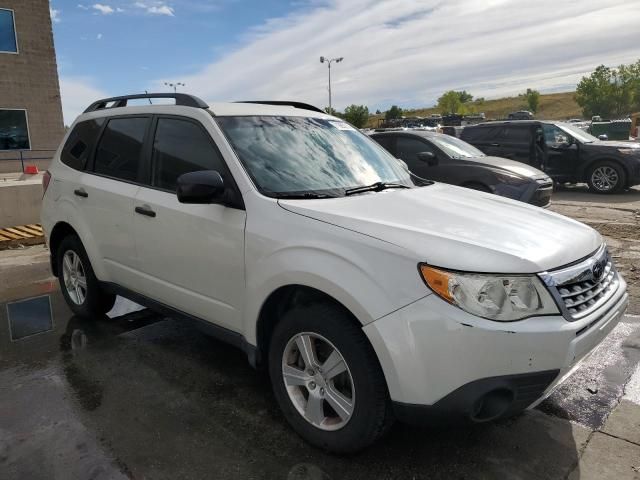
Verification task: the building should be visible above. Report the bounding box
[0,1,64,173]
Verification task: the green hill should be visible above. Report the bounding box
[368,91,582,127]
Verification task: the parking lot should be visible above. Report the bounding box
[1,187,640,480]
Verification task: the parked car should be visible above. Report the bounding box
[43,93,628,453]
[508,111,534,120]
[461,120,640,193]
[371,131,553,207]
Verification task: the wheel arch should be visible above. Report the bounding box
[49,221,81,277]
[255,284,366,367]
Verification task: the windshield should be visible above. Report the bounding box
[216,116,414,197]
[557,123,598,143]
[429,134,486,159]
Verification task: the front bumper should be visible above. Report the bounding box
[363,276,628,422]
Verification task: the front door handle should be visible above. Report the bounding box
[135,205,156,218]
[490,143,500,147]
[74,188,88,198]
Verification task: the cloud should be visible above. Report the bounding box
[134,2,175,16]
[77,4,89,10]
[92,3,114,15]
[50,8,61,23]
[97,33,103,40]
[59,77,109,124]
[158,0,640,111]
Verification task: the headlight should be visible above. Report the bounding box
[419,265,560,321]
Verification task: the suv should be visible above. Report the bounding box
[370,130,553,207]
[42,94,628,453]
[461,120,640,193]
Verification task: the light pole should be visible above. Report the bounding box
[319,56,343,113]
[164,82,185,93]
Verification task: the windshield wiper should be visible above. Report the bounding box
[344,182,411,196]
[274,192,336,199]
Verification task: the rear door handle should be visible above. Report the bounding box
[135,205,156,218]
[490,143,500,147]
[74,188,88,198]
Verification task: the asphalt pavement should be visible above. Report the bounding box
[1,185,640,479]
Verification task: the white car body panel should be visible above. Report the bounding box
[41,100,628,418]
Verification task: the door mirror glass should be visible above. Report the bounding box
[418,151,437,165]
[177,170,225,204]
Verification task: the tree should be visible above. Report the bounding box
[458,90,474,103]
[523,88,540,113]
[385,105,403,121]
[575,60,640,118]
[437,90,464,115]
[343,104,370,128]
[375,109,381,115]
[324,106,340,116]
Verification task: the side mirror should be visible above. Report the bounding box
[598,134,608,141]
[177,170,225,204]
[418,151,438,165]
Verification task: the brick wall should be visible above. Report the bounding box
[0,0,64,171]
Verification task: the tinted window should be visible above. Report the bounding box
[396,137,434,168]
[0,9,17,53]
[0,109,29,150]
[152,118,227,191]
[462,126,495,142]
[503,126,531,143]
[372,135,394,153]
[94,117,148,181]
[61,118,105,170]
[543,124,571,146]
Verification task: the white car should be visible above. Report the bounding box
[42,94,628,453]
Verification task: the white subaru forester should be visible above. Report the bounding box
[42,93,629,453]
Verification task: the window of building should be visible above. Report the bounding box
[0,109,30,150]
[0,8,18,54]
[151,117,227,192]
[94,117,149,182]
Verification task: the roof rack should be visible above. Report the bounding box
[236,101,325,114]
[84,93,209,113]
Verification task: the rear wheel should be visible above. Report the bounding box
[56,235,116,317]
[587,161,626,193]
[268,302,393,453]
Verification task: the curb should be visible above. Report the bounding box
[0,224,45,250]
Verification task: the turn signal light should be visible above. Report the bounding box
[419,265,454,303]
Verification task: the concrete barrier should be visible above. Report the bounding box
[0,175,43,229]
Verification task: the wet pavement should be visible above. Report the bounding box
[1,276,639,479]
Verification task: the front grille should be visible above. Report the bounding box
[541,246,620,320]
[557,260,618,318]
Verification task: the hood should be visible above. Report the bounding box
[470,156,547,179]
[279,184,601,273]
[589,140,640,150]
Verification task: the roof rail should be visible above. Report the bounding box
[236,101,325,114]
[84,93,209,113]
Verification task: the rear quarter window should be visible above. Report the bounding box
[60,118,105,171]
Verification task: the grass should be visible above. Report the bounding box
[367,91,582,127]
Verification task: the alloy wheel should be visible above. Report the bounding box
[62,250,87,305]
[281,332,355,431]
[591,166,619,192]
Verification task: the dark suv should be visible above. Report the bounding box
[461,121,640,193]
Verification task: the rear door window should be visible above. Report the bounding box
[503,126,531,143]
[60,118,105,170]
[151,117,228,192]
[94,117,149,182]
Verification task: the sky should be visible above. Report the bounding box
[50,0,640,124]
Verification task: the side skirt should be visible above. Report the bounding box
[101,282,260,368]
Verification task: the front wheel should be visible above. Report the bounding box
[268,303,393,453]
[56,235,116,317]
[587,162,626,193]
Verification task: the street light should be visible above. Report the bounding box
[164,82,185,93]
[319,56,343,113]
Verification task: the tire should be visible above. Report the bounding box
[268,302,393,453]
[56,235,116,318]
[587,161,626,194]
